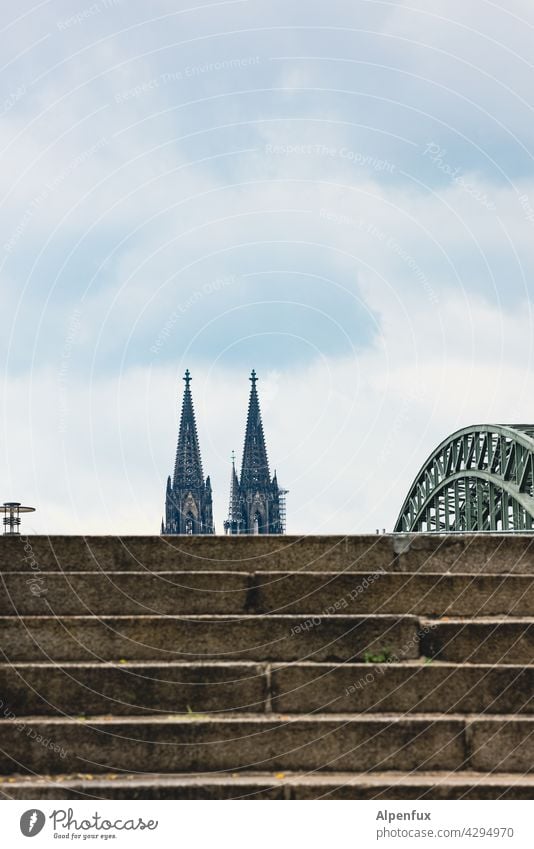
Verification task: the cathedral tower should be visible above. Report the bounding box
[224,370,285,534]
[162,370,214,535]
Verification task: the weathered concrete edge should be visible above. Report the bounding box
[2,534,534,574]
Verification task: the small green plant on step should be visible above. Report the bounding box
[363,648,393,663]
[185,705,204,719]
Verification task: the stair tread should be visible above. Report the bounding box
[0,613,419,620]
[2,659,532,668]
[4,569,534,575]
[4,613,534,620]
[2,770,534,787]
[1,712,532,723]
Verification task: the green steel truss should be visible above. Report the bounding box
[394,425,534,533]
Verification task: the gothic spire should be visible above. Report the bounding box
[163,369,214,535]
[173,369,204,489]
[224,370,285,535]
[227,451,240,525]
[240,369,271,489]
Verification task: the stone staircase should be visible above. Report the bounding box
[0,534,533,799]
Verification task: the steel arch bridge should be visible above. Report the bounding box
[395,425,534,533]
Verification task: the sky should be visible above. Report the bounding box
[2,0,534,535]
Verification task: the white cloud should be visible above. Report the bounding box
[2,0,534,535]
[3,283,532,535]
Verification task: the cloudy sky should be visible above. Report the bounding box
[2,0,534,535]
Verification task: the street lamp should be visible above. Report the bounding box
[1,502,36,535]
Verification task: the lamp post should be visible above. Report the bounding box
[1,502,36,535]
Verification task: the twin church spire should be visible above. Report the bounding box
[162,370,286,535]
[225,370,284,534]
[162,369,214,535]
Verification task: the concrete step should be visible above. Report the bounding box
[5,534,534,574]
[0,714,468,775]
[0,572,251,616]
[2,614,531,663]
[2,771,534,800]
[2,661,533,717]
[271,661,534,715]
[0,662,268,716]
[0,614,418,662]
[254,572,534,617]
[0,714,532,776]
[2,535,394,573]
[4,571,534,616]
[421,617,534,663]
[3,614,531,664]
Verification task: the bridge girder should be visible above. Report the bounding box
[395,425,534,533]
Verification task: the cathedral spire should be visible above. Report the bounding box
[173,369,204,489]
[229,450,239,516]
[224,451,241,534]
[226,370,284,535]
[163,370,214,535]
[240,369,271,490]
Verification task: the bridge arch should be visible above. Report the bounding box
[395,425,534,532]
